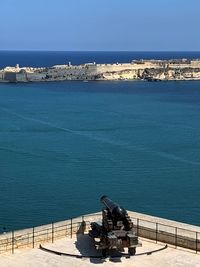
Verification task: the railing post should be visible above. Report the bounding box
[137,218,139,236]
[52,222,54,243]
[33,227,35,248]
[156,223,158,243]
[71,218,73,238]
[196,232,198,254]
[175,227,177,248]
[12,230,14,254]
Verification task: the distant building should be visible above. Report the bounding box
[4,69,27,82]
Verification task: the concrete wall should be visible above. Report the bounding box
[0,216,91,254]
[0,211,200,254]
[128,211,200,252]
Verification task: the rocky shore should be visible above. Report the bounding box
[1,59,200,83]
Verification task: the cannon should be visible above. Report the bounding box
[89,196,142,257]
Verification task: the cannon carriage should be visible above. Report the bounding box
[89,196,142,257]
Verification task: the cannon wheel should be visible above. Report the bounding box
[128,247,136,256]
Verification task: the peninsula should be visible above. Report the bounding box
[1,59,200,82]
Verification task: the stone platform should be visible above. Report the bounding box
[0,235,199,267]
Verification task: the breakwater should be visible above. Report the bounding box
[0,211,200,254]
[1,59,200,82]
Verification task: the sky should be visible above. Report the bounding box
[0,0,200,51]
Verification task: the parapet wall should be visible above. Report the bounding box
[0,211,200,254]
[128,211,200,252]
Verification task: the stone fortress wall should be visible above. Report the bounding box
[0,211,200,254]
[1,59,200,82]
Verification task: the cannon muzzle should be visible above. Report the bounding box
[100,195,126,219]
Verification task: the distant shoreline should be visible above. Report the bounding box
[1,58,200,83]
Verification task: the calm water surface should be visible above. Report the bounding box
[1,51,200,68]
[0,80,200,231]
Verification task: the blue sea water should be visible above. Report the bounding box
[0,52,200,231]
[1,51,200,68]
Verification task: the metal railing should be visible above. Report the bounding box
[130,216,200,253]
[0,216,90,254]
[0,213,199,254]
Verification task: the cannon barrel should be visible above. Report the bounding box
[100,195,126,218]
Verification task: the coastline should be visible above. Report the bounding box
[1,58,200,83]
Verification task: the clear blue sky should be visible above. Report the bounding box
[0,0,200,51]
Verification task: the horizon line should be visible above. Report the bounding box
[0,50,200,53]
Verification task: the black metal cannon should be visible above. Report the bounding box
[89,196,142,257]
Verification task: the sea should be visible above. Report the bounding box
[0,51,200,231]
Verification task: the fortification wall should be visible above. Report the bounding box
[191,60,200,68]
[0,211,200,254]
[1,59,200,82]
[94,62,160,74]
[0,71,4,80]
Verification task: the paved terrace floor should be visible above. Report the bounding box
[0,235,199,267]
